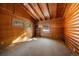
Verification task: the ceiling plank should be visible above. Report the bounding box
[38,3,50,20]
[48,3,57,18]
[56,3,67,18]
[23,3,41,21]
[21,4,37,22]
[30,3,45,21]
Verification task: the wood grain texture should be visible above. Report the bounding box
[30,3,45,21]
[0,4,34,47]
[64,3,79,55]
[38,3,50,20]
[48,3,57,18]
[23,3,41,21]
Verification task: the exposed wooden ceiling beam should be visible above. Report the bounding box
[48,3,57,18]
[23,3,67,21]
[38,3,50,20]
[21,4,37,22]
[56,3,67,18]
[30,3,45,21]
[23,3,41,21]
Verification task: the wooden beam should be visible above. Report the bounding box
[23,3,41,21]
[30,3,45,21]
[38,3,50,20]
[48,3,57,18]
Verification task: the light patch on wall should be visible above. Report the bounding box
[12,32,28,44]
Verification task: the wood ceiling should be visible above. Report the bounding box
[23,3,67,21]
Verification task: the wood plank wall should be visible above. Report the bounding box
[0,4,33,47]
[64,3,79,55]
[38,18,64,40]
